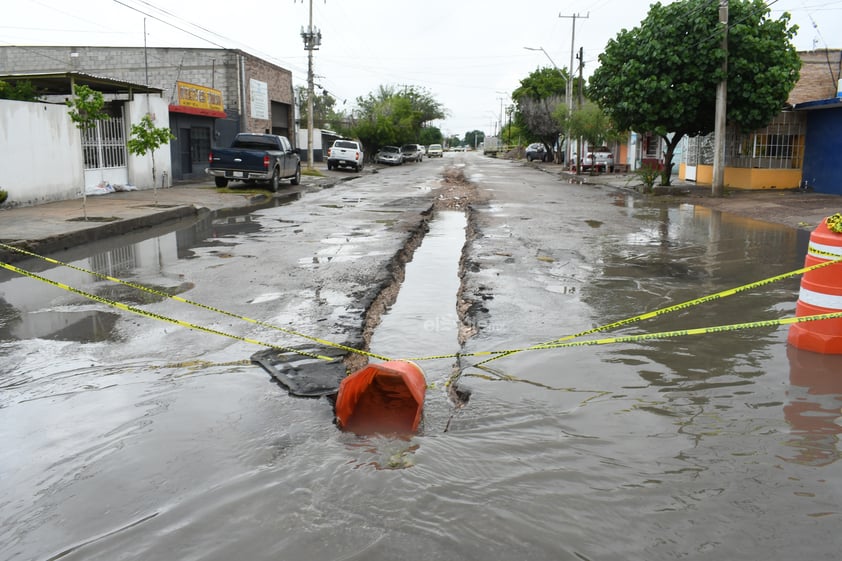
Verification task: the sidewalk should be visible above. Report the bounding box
[0,167,351,263]
[541,164,841,232]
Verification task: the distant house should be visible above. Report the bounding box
[677,49,842,193]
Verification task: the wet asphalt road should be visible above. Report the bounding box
[2,152,841,561]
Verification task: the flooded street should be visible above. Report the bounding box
[1,153,840,560]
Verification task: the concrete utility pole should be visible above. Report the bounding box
[712,0,728,196]
[301,0,322,170]
[559,12,588,167]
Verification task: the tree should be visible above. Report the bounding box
[0,79,38,101]
[66,84,111,219]
[555,101,624,171]
[296,85,344,129]
[348,85,446,156]
[512,67,569,162]
[589,0,800,186]
[126,114,175,202]
[464,130,485,149]
[66,84,110,129]
[418,126,443,146]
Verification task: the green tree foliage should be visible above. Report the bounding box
[348,85,446,156]
[127,114,176,190]
[0,79,38,101]
[589,0,800,186]
[66,84,110,129]
[558,102,621,149]
[418,126,444,146]
[446,135,462,148]
[512,67,569,161]
[296,85,344,129]
[464,130,485,149]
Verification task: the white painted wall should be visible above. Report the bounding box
[0,99,84,206]
[126,95,173,189]
[0,95,174,209]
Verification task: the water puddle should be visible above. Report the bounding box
[0,205,292,343]
[368,210,467,363]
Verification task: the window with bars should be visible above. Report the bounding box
[81,117,127,170]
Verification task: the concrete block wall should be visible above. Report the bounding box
[0,46,291,128]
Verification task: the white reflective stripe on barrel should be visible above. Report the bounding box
[799,286,842,310]
[808,242,842,259]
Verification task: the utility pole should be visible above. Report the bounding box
[300,0,322,170]
[559,12,588,168]
[712,0,728,196]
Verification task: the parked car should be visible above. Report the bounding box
[525,143,548,162]
[401,144,424,162]
[582,146,614,172]
[427,143,443,158]
[327,139,364,172]
[375,146,403,165]
[207,133,300,191]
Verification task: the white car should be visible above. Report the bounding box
[582,146,614,172]
[427,143,443,157]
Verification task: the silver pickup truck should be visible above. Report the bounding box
[327,139,364,172]
[207,133,301,191]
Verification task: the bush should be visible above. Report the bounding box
[0,189,8,205]
[632,164,660,193]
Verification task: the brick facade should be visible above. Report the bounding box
[788,49,842,105]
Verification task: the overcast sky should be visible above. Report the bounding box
[3,0,840,138]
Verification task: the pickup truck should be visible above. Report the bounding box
[207,133,300,191]
[327,139,364,172]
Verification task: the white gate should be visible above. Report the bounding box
[81,113,128,188]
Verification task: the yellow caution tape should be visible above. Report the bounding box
[465,253,842,366]
[425,311,842,361]
[0,242,390,362]
[827,213,842,234]
[0,260,339,362]
[4,244,841,367]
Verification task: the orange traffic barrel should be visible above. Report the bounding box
[334,361,426,435]
[788,218,842,354]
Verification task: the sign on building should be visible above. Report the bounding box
[249,79,268,120]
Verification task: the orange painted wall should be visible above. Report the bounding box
[680,165,802,190]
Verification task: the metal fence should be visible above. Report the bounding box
[81,116,127,170]
[682,111,805,170]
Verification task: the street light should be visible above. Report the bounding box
[523,46,560,71]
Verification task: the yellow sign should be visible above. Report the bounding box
[176,81,224,112]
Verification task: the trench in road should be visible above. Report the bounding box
[348,166,482,395]
[365,209,468,366]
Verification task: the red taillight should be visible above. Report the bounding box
[208,152,213,163]
[327,148,332,157]
[263,155,270,169]
[355,152,360,161]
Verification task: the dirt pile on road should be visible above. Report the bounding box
[434,167,487,210]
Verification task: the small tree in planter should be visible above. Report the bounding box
[126,114,175,206]
[67,84,110,219]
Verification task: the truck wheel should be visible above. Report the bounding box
[214,176,228,188]
[290,165,301,185]
[270,168,280,192]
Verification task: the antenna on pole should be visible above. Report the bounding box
[300,0,322,170]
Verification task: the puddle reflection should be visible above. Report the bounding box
[783,347,842,466]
